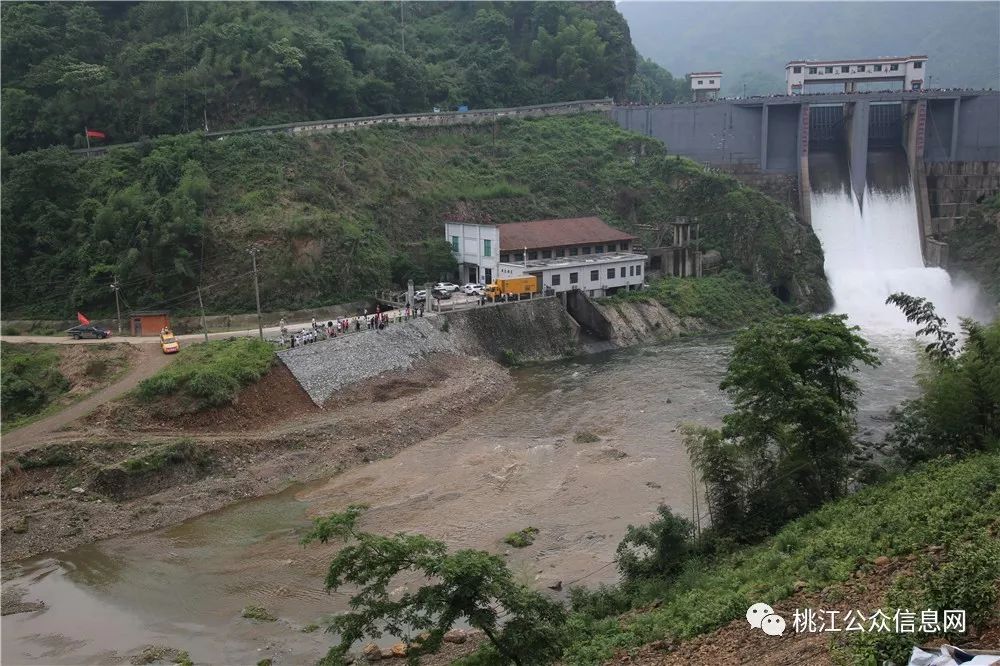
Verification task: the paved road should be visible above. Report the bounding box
[1,323,293,346]
[0,294,498,346]
[2,345,177,451]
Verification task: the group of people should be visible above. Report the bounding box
[277,305,426,347]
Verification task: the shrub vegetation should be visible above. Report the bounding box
[504,527,540,548]
[0,343,70,429]
[885,293,1000,463]
[136,338,274,410]
[563,453,1000,664]
[608,270,793,329]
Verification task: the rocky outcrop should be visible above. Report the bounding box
[588,299,707,347]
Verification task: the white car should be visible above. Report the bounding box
[434,282,460,293]
[462,283,485,295]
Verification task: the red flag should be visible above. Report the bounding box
[77,312,90,325]
[85,129,106,139]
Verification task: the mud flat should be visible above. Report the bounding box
[1,353,512,562]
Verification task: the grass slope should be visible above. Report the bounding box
[562,453,1000,664]
[0,343,69,429]
[136,338,275,412]
[608,270,794,329]
[1,342,134,432]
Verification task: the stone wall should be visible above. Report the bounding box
[716,166,800,213]
[278,298,582,404]
[925,161,1000,236]
[278,318,454,405]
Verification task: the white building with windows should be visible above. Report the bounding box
[785,55,928,94]
[446,217,647,297]
[445,222,499,285]
[687,72,722,101]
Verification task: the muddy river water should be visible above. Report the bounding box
[2,334,923,665]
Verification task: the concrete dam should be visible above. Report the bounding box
[612,90,1000,270]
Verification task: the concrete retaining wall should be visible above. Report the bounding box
[442,297,581,361]
[563,291,615,340]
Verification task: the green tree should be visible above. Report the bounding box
[721,315,879,507]
[302,506,567,666]
[885,293,957,361]
[682,424,744,534]
[886,293,1000,463]
[2,1,643,152]
[626,57,682,104]
[420,239,459,283]
[686,315,879,541]
[615,506,694,582]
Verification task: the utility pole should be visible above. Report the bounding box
[248,245,263,340]
[400,0,405,54]
[110,278,122,334]
[197,286,209,342]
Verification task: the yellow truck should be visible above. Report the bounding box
[485,276,539,301]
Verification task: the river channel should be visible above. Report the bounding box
[1,333,923,665]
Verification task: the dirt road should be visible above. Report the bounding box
[1,345,176,451]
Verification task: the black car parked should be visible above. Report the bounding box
[67,324,111,339]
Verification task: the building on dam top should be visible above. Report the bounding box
[785,55,928,94]
[687,71,722,101]
[445,217,648,297]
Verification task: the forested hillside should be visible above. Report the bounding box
[621,1,1000,96]
[1,114,829,319]
[1,1,681,153]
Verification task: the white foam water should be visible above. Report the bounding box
[810,184,985,331]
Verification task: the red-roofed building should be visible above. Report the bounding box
[445,217,647,297]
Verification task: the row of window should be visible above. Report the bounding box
[549,264,642,286]
[451,237,634,263]
[696,79,716,85]
[500,242,630,263]
[451,236,494,257]
[793,62,912,75]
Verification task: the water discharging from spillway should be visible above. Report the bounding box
[808,150,986,329]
